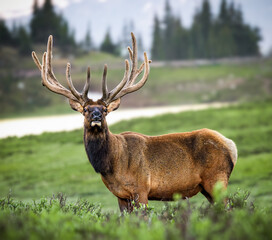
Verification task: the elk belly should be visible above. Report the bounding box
[149,176,202,201]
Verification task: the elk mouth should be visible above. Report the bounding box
[91,121,102,127]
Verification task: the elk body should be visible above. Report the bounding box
[32,33,237,212]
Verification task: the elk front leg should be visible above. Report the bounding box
[118,197,133,213]
[117,194,148,213]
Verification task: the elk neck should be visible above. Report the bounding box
[83,124,115,176]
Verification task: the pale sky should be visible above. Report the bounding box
[0,0,271,55]
[0,0,81,19]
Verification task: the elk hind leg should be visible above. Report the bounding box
[200,175,228,204]
[200,186,214,204]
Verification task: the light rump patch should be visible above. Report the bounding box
[209,129,238,166]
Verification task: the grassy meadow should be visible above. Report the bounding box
[1,99,272,208]
[1,47,272,118]
[1,98,272,239]
[1,48,272,238]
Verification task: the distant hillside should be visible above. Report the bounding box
[0,45,271,119]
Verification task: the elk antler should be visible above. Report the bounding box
[100,32,151,105]
[32,35,91,105]
[32,33,151,107]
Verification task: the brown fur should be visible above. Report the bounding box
[82,104,237,212]
[32,34,237,212]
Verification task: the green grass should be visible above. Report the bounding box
[1,191,272,240]
[1,99,272,210]
[0,103,73,119]
[1,99,272,239]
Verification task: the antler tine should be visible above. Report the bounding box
[124,60,145,88]
[34,33,151,107]
[105,59,130,104]
[101,64,109,101]
[46,35,66,88]
[41,52,78,101]
[32,35,87,104]
[127,32,138,85]
[82,67,91,101]
[32,36,63,87]
[99,32,151,105]
[46,35,55,84]
[113,52,150,101]
[32,51,42,71]
[128,47,133,62]
[47,35,91,103]
[66,63,83,103]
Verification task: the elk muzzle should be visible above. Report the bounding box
[90,109,103,127]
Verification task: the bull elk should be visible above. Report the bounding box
[32,33,237,212]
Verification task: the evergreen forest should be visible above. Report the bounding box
[0,0,261,59]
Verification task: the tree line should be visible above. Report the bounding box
[0,0,77,55]
[0,0,121,56]
[151,0,261,60]
[0,0,262,59]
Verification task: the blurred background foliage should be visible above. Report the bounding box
[151,0,261,60]
[0,0,270,118]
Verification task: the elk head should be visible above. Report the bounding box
[31,33,151,134]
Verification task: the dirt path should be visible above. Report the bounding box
[0,102,231,139]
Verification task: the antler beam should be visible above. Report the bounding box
[32,33,151,107]
[32,35,91,105]
[100,32,151,105]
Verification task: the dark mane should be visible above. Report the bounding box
[84,128,112,175]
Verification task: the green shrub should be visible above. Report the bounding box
[0,191,271,240]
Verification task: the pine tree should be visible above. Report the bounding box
[172,18,183,59]
[16,26,32,55]
[214,0,235,57]
[0,18,32,55]
[190,11,203,58]
[30,0,75,52]
[137,34,144,60]
[219,0,229,24]
[163,0,176,59]
[190,0,213,59]
[41,0,59,41]
[33,0,39,15]
[0,19,13,46]
[151,15,163,60]
[30,0,55,43]
[83,24,92,52]
[100,29,118,55]
[229,3,260,56]
[150,0,261,60]
[172,18,189,59]
[200,0,212,58]
[120,21,135,57]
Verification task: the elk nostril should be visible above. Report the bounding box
[93,116,101,121]
[92,111,101,117]
[92,111,102,121]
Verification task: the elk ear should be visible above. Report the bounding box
[69,99,83,113]
[107,98,121,113]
